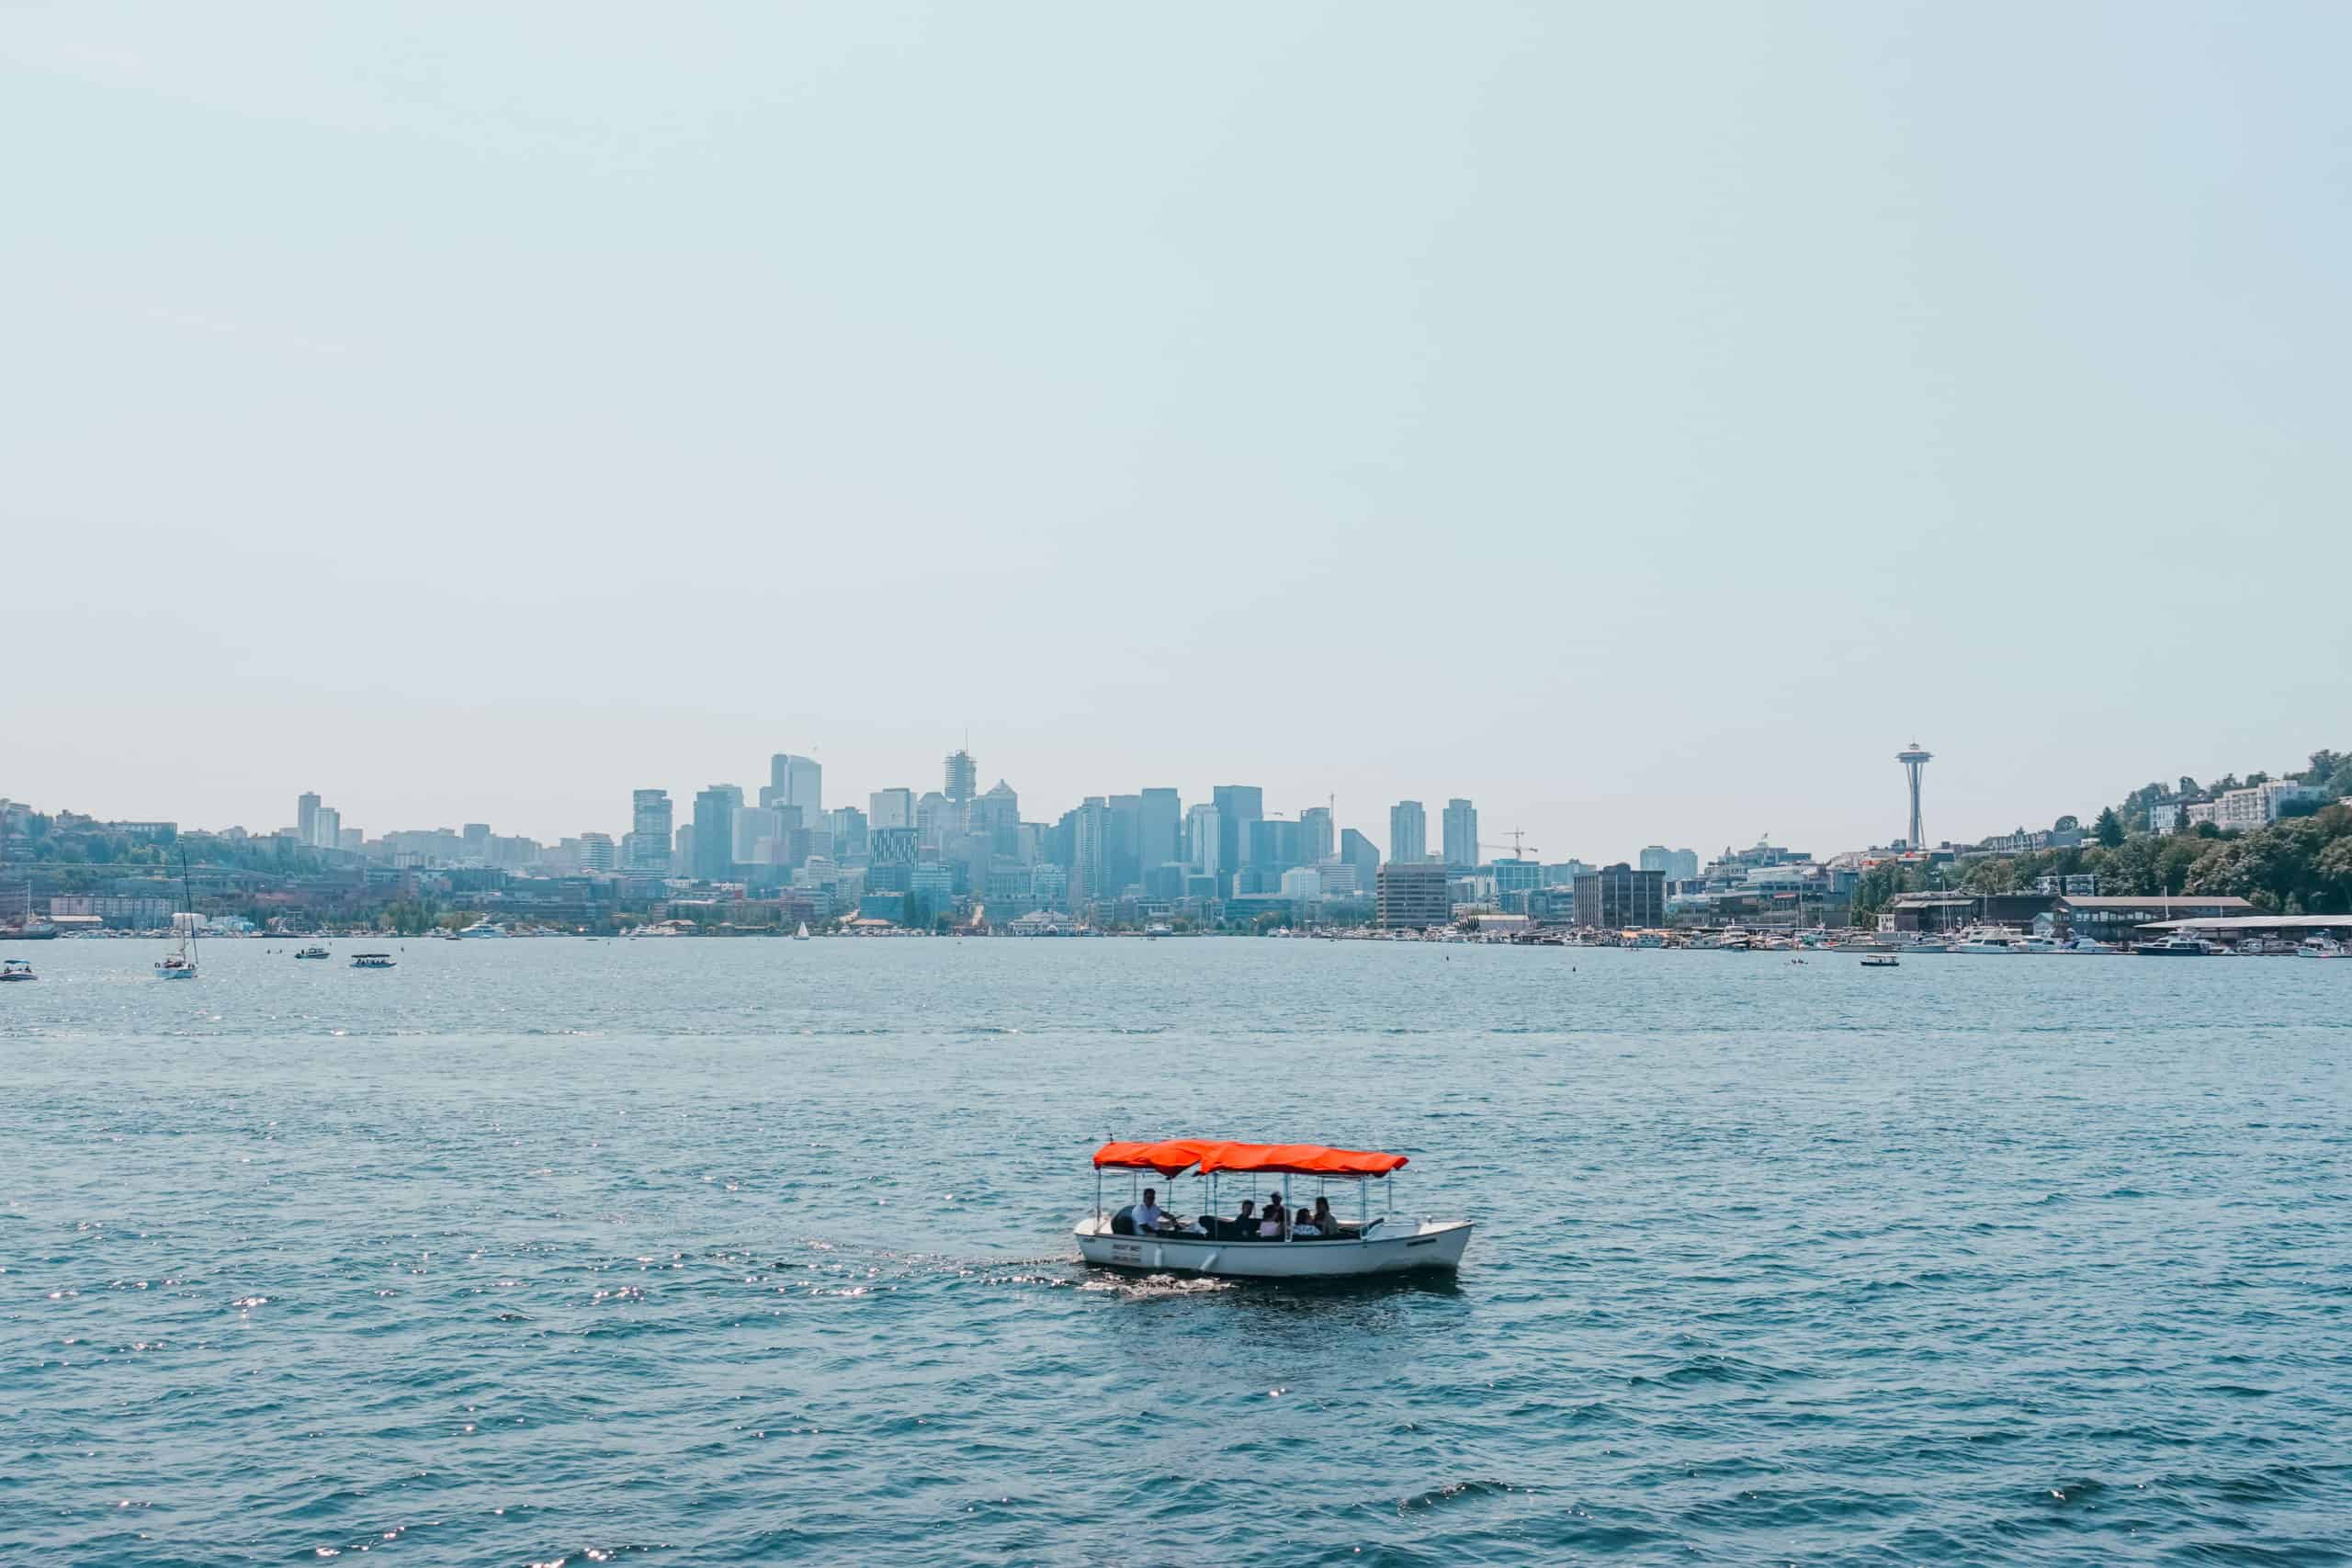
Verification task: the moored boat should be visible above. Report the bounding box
[2133,934,2212,956]
[1074,1137,1471,1280]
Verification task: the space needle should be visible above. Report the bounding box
[1896,740,1933,849]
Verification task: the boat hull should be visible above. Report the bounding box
[1074,1217,1472,1279]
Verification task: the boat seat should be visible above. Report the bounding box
[1109,1206,1136,1236]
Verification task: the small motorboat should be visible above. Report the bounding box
[2133,935,2212,956]
[350,952,397,968]
[1860,953,1900,968]
[1075,1137,1472,1279]
[294,944,331,960]
[0,959,35,982]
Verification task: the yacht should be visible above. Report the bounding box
[2018,935,2063,953]
[2295,936,2346,958]
[2133,934,2212,956]
[457,919,508,939]
[1953,926,2023,953]
[2063,936,2120,954]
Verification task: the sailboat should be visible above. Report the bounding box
[155,852,199,978]
[794,922,811,941]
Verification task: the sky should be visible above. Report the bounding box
[5,3,2346,862]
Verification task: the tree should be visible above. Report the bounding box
[2054,815,2080,833]
[2094,807,2126,848]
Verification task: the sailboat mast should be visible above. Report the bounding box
[181,851,198,962]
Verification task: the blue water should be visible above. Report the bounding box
[4,938,2348,1564]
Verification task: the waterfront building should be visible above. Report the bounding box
[1574,863,1667,929]
[298,793,321,848]
[1442,799,1478,870]
[692,785,742,881]
[1031,863,1069,905]
[1376,862,1449,930]
[1312,859,1361,896]
[869,788,914,830]
[629,790,673,873]
[1298,805,1334,865]
[1389,800,1427,865]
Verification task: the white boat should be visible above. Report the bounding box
[2063,937,2120,954]
[1860,953,1900,968]
[794,922,811,941]
[2297,937,2346,958]
[0,959,35,982]
[294,944,331,960]
[2133,934,2212,956]
[155,854,200,979]
[1953,925,2024,954]
[2017,935,2063,953]
[1075,1137,1472,1280]
[456,919,507,939]
[351,952,396,968]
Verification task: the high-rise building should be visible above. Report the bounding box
[916,791,956,852]
[338,827,363,852]
[630,791,673,873]
[870,788,914,830]
[314,806,340,852]
[1376,863,1449,929]
[462,823,492,863]
[1138,788,1182,879]
[1573,864,1667,929]
[1340,829,1381,894]
[1212,785,1262,871]
[1638,845,1671,874]
[1279,867,1323,901]
[1185,803,1222,883]
[1389,800,1427,864]
[944,750,978,811]
[297,793,322,848]
[770,754,822,822]
[974,782,1020,856]
[692,785,742,880]
[825,807,870,863]
[578,831,616,873]
[1442,798,1478,869]
[672,824,695,875]
[733,807,785,864]
[1298,805,1334,865]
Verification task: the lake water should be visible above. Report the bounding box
[4,937,2347,1564]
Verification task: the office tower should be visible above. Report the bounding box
[974,781,1020,856]
[1340,829,1381,894]
[870,826,919,866]
[1896,741,1933,849]
[338,827,363,852]
[1279,867,1322,901]
[1376,863,1449,929]
[870,788,914,830]
[916,791,956,852]
[825,807,870,863]
[732,807,785,864]
[1212,785,1262,872]
[578,832,616,873]
[297,793,321,848]
[1138,788,1182,878]
[630,791,673,873]
[1071,797,1112,906]
[1639,845,1671,874]
[314,806,340,851]
[1574,864,1667,929]
[1185,803,1222,882]
[692,785,742,880]
[1389,800,1427,864]
[462,823,492,863]
[770,754,822,821]
[944,749,977,811]
[1246,818,1301,873]
[1105,794,1144,894]
[1298,805,1334,865]
[1670,849,1699,882]
[1442,798,1478,869]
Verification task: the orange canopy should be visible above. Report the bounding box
[1091,1138,1408,1179]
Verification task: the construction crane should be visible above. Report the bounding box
[1480,831,1540,861]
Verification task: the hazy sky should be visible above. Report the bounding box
[6,4,2346,860]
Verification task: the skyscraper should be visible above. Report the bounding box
[297,793,321,847]
[944,749,977,810]
[578,832,616,873]
[1212,785,1262,872]
[1107,794,1144,894]
[629,790,673,873]
[974,781,1020,856]
[769,754,821,821]
[1340,828,1381,893]
[1185,803,1223,883]
[1137,788,1182,878]
[1389,800,1427,864]
[1071,796,1112,906]
[314,806,340,852]
[692,784,742,880]
[1298,805,1334,864]
[1442,798,1478,869]
[869,788,914,829]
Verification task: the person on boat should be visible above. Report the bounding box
[1311,1196,1343,1237]
[1259,1198,1287,1239]
[1229,1198,1257,1239]
[1291,1211,1322,1238]
[1134,1188,1174,1233]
